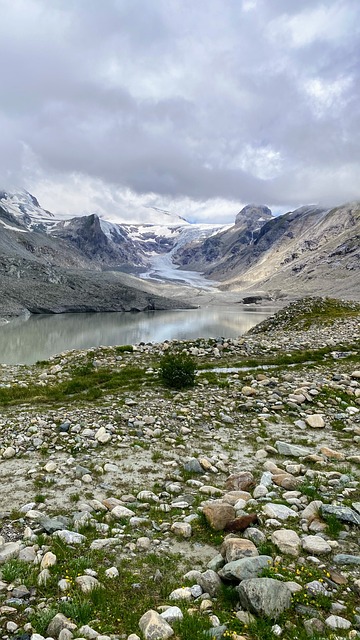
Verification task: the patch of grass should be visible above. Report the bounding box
[297,476,323,501]
[34,494,46,503]
[323,513,343,538]
[59,596,94,625]
[190,511,224,546]
[151,450,164,463]
[1,559,31,583]
[172,610,212,639]
[114,344,134,354]
[30,608,58,636]
[0,365,148,407]
[257,540,277,557]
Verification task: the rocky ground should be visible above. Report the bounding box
[0,298,360,640]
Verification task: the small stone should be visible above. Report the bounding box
[306,415,325,428]
[319,446,345,460]
[137,537,151,551]
[75,575,101,592]
[111,505,136,519]
[58,579,71,591]
[169,587,192,601]
[38,568,51,585]
[78,625,98,639]
[171,522,192,538]
[202,501,235,531]
[271,529,301,557]
[0,541,21,564]
[40,551,57,569]
[275,441,312,457]
[222,537,258,563]
[219,556,272,581]
[160,607,183,623]
[95,427,111,444]
[301,535,332,555]
[321,504,360,526]
[197,570,222,596]
[224,514,258,532]
[325,615,351,630]
[263,503,298,521]
[47,613,77,639]
[303,618,325,637]
[334,554,360,565]
[53,530,86,544]
[58,629,74,640]
[225,472,254,492]
[44,461,56,472]
[105,566,119,579]
[139,609,174,639]
[2,446,16,459]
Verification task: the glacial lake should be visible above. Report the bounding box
[0,306,275,365]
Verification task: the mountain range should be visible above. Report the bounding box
[0,189,359,318]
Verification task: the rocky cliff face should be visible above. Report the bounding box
[0,193,193,318]
[207,203,360,299]
[52,214,147,267]
[1,189,360,309]
[173,205,273,270]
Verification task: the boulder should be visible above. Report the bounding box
[221,537,258,563]
[139,610,174,639]
[275,441,312,457]
[237,578,292,619]
[219,556,272,581]
[225,472,255,492]
[301,535,332,555]
[203,501,235,531]
[306,415,325,428]
[321,504,360,526]
[271,529,301,557]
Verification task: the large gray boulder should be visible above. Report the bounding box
[237,578,292,619]
[219,555,272,581]
[321,504,360,526]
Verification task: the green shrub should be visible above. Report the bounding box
[159,352,196,389]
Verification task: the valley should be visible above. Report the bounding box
[1,190,359,325]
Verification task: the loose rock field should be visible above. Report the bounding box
[0,298,359,640]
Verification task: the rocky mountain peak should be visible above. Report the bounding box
[235,204,272,226]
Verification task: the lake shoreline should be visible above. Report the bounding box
[0,304,279,365]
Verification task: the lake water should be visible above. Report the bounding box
[0,306,274,364]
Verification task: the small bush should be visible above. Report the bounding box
[159,352,196,389]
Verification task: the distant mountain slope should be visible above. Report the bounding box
[0,191,194,318]
[173,204,273,270]
[208,203,360,299]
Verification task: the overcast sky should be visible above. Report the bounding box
[1,0,359,223]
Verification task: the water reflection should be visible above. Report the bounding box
[0,307,274,364]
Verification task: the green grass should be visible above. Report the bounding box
[0,559,33,583]
[323,513,343,538]
[172,610,212,639]
[0,365,149,406]
[190,511,225,546]
[297,477,323,501]
[249,296,360,333]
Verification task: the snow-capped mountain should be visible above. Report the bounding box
[0,190,57,231]
[0,189,226,273]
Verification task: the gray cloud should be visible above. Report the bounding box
[0,0,359,222]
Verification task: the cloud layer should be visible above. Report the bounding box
[1,0,359,222]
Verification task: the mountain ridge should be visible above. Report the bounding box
[0,189,359,318]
